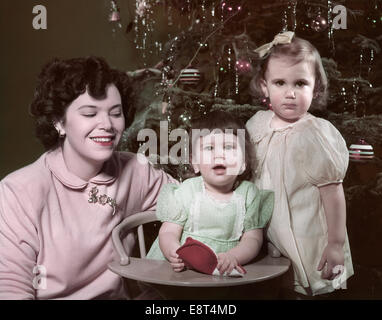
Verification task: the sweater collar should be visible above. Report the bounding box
[46,147,118,189]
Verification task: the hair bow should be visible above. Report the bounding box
[254,31,295,58]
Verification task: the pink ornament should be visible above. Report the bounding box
[235,59,252,74]
[109,11,120,22]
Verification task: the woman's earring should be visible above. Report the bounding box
[54,122,66,138]
[55,127,66,138]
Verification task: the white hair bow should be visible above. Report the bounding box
[254,31,295,58]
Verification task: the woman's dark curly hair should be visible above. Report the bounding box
[190,110,255,189]
[29,56,133,150]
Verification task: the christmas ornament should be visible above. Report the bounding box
[310,14,327,32]
[349,139,374,162]
[109,1,121,22]
[221,1,242,14]
[109,10,120,22]
[235,59,252,74]
[109,0,122,32]
[179,67,201,85]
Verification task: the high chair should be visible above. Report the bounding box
[108,211,290,299]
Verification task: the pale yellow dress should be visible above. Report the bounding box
[246,110,354,295]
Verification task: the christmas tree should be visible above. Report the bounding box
[108,0,382,181]
[106,0,382,298]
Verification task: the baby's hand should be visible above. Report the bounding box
[216,252,243,275]
[168,250,185,272]
[317,243,345,280]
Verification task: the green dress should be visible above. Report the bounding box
[146,176,274,260]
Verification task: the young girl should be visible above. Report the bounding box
[246,31,354,296]
[146,111,274,275]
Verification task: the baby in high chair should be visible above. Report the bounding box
[146,110,274,276]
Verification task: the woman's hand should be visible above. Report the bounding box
[216,252,244,275]
[168,249,185,272]
[317,243,345,280]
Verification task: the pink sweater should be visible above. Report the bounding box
[0,147,176,299]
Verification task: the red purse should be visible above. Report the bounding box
[176,237,246,276]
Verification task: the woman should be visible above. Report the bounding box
[0,56,176,299]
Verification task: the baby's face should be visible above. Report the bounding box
[192,131,245,190]
[261,56,315,125]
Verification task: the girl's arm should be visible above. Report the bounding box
[217,229,263,275]
[158,221,185,272]
[317,183,346,280]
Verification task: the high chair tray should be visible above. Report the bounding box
[108,255,290,287]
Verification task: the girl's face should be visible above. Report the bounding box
[192,132,245,192]
[56,84,125,167]
[261,56,315,125]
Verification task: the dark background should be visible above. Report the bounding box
[0,0,163,179]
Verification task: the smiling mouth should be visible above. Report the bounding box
[90,136,115,146]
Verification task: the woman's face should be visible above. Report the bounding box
[56,84,125,167]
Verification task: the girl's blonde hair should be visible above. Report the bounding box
[250,36,328,110]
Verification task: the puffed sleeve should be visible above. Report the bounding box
[296,118,349,187]
[125,154,178,213]
[156,183,188,226]
[239,182,274,231]
[0,181,39,300]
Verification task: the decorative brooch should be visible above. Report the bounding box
[88,186,117,216]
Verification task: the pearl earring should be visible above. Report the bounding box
[56,128,66,138]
